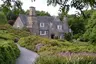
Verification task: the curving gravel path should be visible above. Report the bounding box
[16,44,39,64]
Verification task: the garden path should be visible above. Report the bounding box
[16,44,39,64]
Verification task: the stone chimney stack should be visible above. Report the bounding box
[27,6,39,35]
[29,6,36,16]
[27,6,36,28]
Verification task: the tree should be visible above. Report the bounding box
[1,0,25,20]
[36,11,50,16]
[83,11,96,43]
[32,0,96,18]
[68,15,85,39]
[26,10,50,16]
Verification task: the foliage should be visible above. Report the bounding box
[0,24,31,39]
[18,35,96,64]
[0,12,7,24]
[1,0,25,20]
[0,40,20,64]
[0,24,34,64]
[83,11,96,43]
[32,0,96,18]
[36,11,50,16]
[26,10,50,16]
[18,35,96,53]
[68,15,85,39]
[0,24,20,64]
[36,54,96,64]
[64,33,72,41]
[8,20,15,26]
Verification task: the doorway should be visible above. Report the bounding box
[51,34,55,39]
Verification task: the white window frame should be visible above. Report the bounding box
[40,31,47,35]
[40,23,44,27]
[57,25,62,30]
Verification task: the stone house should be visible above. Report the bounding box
[13,6,71,39]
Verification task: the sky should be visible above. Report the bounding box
[0,0,78,16]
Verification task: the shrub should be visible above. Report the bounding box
[18,33,96,64]
[18,35,96,53]
[8,20,15,26]
[64,33,72,41]
[0,40,20,64]
[0,12,7,24]
[0,24,31,39]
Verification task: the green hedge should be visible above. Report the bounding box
[0,40,20,64]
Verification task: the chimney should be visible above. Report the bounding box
[27,6,36,28]
[29,6,36,16]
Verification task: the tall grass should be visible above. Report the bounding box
[36,55,96,64]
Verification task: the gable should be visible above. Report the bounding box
[13,17,24,29]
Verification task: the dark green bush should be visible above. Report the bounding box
[64,33,72,41]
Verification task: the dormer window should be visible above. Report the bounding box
[57,25,62,30]
[40,23,44,27]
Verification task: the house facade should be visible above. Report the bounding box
[13,7,71,39]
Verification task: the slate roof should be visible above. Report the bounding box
[37,16,54,23]
[19,14,63,25]
[19,14,28,26]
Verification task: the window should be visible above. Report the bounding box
[40,23,44,27]
[57,25,62,30]
[40,31,47,35]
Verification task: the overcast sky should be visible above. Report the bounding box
[0,0,78,16]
